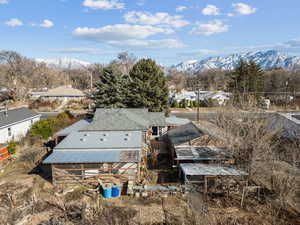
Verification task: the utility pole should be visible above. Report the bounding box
[285,78,289,110]
[197,88,200,122]
[90,71,93,89]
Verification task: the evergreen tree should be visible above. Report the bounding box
[127,59,169,112]
[229,60,265,102]
[228,59,249,94]
[93,65,127,108]
[248,61,264,98]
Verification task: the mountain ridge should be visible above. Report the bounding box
[35,57,91,69]
[173,50,300,72]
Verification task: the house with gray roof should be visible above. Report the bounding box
[44,130,143,185]
[43,108,171,185]
[41,85,86,101]
[0,107,40,143]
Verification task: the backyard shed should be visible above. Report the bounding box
[180,163,248,192]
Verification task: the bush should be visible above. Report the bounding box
[29,111,78,140]
[30,118,56,140]
[8,141,17,155]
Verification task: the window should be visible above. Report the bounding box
[152,126,158,136]
[8,127,11,137]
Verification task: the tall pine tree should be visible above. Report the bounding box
[248,61,264,98]
[228,60,265,103]
[93,65,127,108]
[127,59,169,112]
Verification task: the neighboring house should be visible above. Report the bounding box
[267,112,300,164]
[0,107,41,143]
[43,108,169,185]
[41,85,86,101]
[170,90,231,106]
[267,112,300,140]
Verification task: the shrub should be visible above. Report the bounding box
[56,111,74,121]
[30,118,56,140]
[8,141,17,155]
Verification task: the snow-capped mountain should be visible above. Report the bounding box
[35,57,91,69]
[173,50,300,72]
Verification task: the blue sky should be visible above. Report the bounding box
[1,0,300,66]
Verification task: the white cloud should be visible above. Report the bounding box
[83,0,125,10]
[73,24,173,42]
[190,20,229,36]
[51,47,109,55]
[232,3,256,15]
[38,19,54,28]
[107,39,185,49]
[0,0,8,4]
[5,18,23,27]
[202,5,220,16]
[72,24,184,50]
[124,11,189,28]
[176,6,187,12]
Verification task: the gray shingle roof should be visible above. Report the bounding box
[82,108,167,131]
[167,122,203,146]
[43,149,140,164]
[54,119,91,136]
[166,116,190,126]
[0,107,40,128]
[55,130,143,149]
[267,113,300,140]
[180,163,248,176]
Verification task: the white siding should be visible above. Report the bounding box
[0,117,40,143]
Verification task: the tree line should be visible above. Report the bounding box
[168,60,300,96]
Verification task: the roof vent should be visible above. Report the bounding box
[125,133,131,137]
[80,138,86,142]
[124,137,129,141]
[100,138,106,141]
[103,133,108,137]
[84,133,89,137]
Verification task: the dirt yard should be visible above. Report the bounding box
[0,144,299,225]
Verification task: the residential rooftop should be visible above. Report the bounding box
[81,108,167,131]
[42,85,85,97]
[54,119,91,136]
[167,122,204,146]
[43,149,140,164]
[55,130,143,150]
[0,107,40,129]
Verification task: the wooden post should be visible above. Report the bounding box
[81,164,84,181]
[204,176,208,194]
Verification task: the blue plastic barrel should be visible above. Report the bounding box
[112,186,120,197]
[103,185,112,199]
